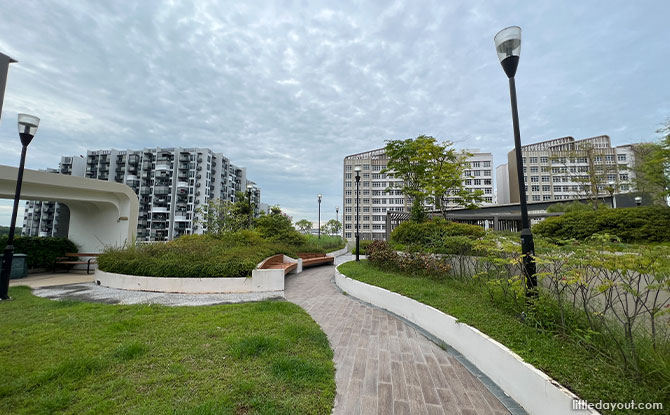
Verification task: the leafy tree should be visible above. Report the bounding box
[632,120,670,205]
[383,135,482,221]
[295,219,313,234]
[194,191,254,236]
[254,206,305,245]
[320,219,342,235]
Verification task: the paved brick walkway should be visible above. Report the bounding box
[285,262,510,415]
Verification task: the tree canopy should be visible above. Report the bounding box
[383,135,483,221]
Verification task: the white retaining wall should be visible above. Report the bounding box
[95,268,285,294]
[335,266,599,415]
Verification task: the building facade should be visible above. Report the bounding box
[507,135,636,204]
[22,147,261,241]
[342,148,494,241]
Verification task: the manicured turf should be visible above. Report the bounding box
[0,287,335,415]
[338,260,668,415]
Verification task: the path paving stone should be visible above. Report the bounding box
[285,260,511,415]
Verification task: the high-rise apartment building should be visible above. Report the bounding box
[506,135,636,203]
[495,164,510,204]
[342,148,494,241]
[22,147,261,241]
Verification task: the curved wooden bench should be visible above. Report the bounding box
[298,253,334,268]
[259,254,298,276]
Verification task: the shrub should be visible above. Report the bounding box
[300,235,345,253]
[255,211,306,245]
[350,239,373,255]
[0,236,77,269]
[366,241,451,279]
[533,206,670,242]
[545,201,593,213]
[98,234,298,278]
[391,218,484,252]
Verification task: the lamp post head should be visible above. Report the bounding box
[354,165,361,182]
[318,194,322,203]
[336,206,339,213]
[634,196,642,206]
[17,113,39,146]
[494,26,521,78]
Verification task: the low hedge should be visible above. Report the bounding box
[390,218,484,254]
[98,231,333,278]
[0,236,77,269]
[533,206,670,242]
[351,239,373,255]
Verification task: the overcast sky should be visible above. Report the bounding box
[1,0,669,227]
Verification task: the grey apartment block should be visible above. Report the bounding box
[342,148,494,242]
[22,148,261,242]
[506,135,636,204]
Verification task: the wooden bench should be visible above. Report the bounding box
[258,254,298,276]
[53,253,100,274]
[298,253,334,268]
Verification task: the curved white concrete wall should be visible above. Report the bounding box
[96,268,284,294]
[327,246,349,257]
[334,266,600,415]
[0,164,138,253]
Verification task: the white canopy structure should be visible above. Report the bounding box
[0,164,138,252]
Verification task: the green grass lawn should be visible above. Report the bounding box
[338,260,668,415]
[0,287,335,415]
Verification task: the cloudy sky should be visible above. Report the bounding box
[1,0,669,227]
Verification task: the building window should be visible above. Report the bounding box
[617,154,627,161]
[530,176,539,183]
[531,185,540,192]
[532,195,540,201]
[540,157,548,164]
[529,157,538,164]
[619,174,629,181]
[483,161,491,167]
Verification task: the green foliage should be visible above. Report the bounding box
[545,200,593,213]
[0,236,77,269]
[0,226,20,237]
[350,239,373,255]
[295,219,312,233]
[383,135,483,219]
[533,206,670,242]
[301,235,345,253]
[320,219,342,235]
[0,288,335,414]
[254,207,306,245]
[390,218,485,253]
[632,122,670,204]
[193,197,249,236]
[365,240,451,279]
[98,233,299,278]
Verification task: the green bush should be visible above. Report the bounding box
[350,239,373,255]
[255,211,307,245]
[533,206,670,242]
[390,218,484,253]
[545,200,593,213]
[0,236,77,269]
[98,232,299,278]
[300,235,345,253]
[366,240,451,279]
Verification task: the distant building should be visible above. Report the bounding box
[22,147,261,241]
[507,135,636,203]
[342,147,494,241]
[496,164,510,204]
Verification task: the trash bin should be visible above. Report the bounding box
[9,253,28,279]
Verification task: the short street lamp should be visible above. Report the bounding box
[1,114,40,300]
[246,184,253,228]
[494,26,537,295]
[635,196,642,207]
[335,206,339,226]
[606,181,616,209]
[354,166,361,261]
[317,194,322,239]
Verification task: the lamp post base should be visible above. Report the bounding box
[0,245,15,300]
[355,235,360,261]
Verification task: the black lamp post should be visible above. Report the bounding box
[335,206,339,238]
[317,194,322,239]
[354,166,361,261]
[1,113,40,300]
[495,26,537,295]
[246,184,253,228]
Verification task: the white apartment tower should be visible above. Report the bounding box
[507,135,636,203]
[22,148,261,241]
[342,148,494,241]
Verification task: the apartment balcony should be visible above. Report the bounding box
[115,165,125,173]
[142,161,152,170]
[154,186,170,195]
[128,154,140,164]
[155,162,171,171]
[140,187,151,195]
[98,174,109,181]
[179,154,190,162]
[38,231,50,237]
[174,214,188,222]
[151,206,169,213]
[178,163,190,170]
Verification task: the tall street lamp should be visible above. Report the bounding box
[354,166,361,261]
[317,194,322,239]
[246,184,253,229]
[494,26,537,295]
[1,114,40,300]
[335,206,339,226]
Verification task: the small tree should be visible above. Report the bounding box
[193,198,247,236]
[384,135,482,221]
[321,219,342,235]
[632,120,670,205]
[295,219,313,234]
